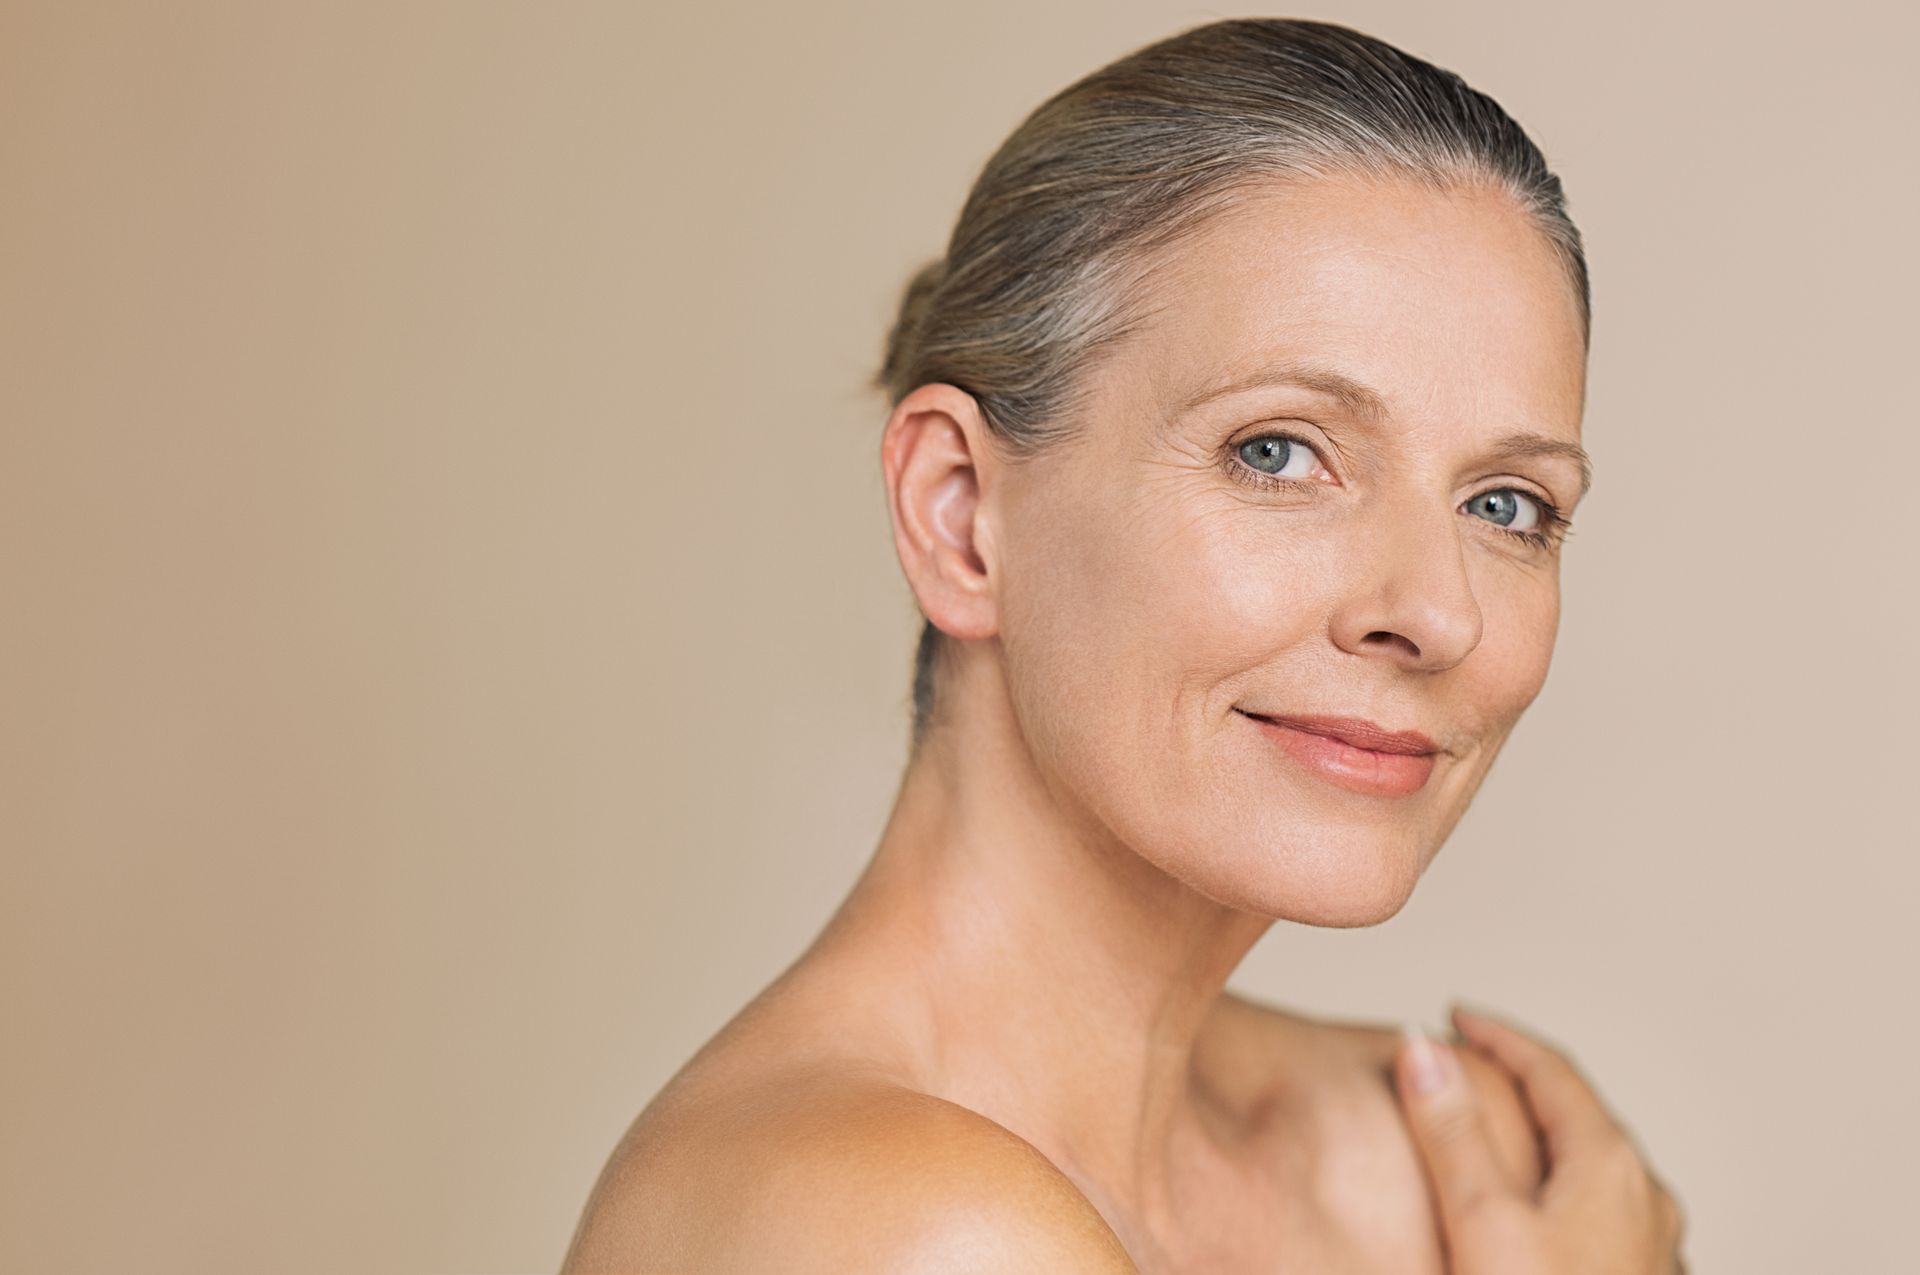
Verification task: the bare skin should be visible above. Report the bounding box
[561,964,1544,1272]
[562,172,1682,1272]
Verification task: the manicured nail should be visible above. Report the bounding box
[1402,1020,1450,1095]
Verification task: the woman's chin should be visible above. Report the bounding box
[1277,878,1421,928]
[1181,836,1429,928]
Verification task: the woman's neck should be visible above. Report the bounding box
[807,675,1276,1212]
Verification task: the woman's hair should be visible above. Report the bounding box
[873,17,1589,752]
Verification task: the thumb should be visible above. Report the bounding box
[1396,1021,1515,1228]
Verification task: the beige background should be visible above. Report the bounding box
[3,2,1914,1271]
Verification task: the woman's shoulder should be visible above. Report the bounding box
[1210,990,1544,1193]
[560,1057,1137,1274]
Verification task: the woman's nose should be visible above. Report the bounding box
[1327,505,1484,673]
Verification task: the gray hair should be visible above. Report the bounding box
[872,17,1590,753]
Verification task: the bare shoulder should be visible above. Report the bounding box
[561,1066,1137,1274]
[1212,990,1544,1193]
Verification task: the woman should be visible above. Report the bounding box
[563,18,1685,1273]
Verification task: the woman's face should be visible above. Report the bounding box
[988,172,1589,926]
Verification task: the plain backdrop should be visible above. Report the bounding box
[3,2,1914,1271]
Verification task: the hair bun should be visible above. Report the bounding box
[875,256,948,394]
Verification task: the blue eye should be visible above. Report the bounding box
[1235,434,1320,480]
[1465,488,1540,531]
[1462,487,1570,550]
[1227,440,1569,550]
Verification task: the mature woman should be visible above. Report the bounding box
[564,17,1684,1274]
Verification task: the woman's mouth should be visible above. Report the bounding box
[1235,709,1439,798]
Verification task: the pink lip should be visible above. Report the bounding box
[1237,710,1439,798]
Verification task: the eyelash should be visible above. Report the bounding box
[1224,432,1573,552]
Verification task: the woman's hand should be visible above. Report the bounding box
[1394,1005,1688,1275]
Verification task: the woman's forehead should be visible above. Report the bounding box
[1111,175,1587,433]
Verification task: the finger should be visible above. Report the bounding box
[1395,1023,1517,1228]
[1449,1004,1621,1168]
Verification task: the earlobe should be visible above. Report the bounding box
[880,384,1000,644]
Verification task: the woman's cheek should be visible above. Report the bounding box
[1153,512,1338,659]
[1470,570,1561,716]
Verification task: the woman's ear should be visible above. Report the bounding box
[879,383,1002,645]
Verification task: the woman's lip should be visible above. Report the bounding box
[1238,711,1438,755]
[1237,710,1438,798]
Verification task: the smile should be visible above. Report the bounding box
[1235,709,1439,798]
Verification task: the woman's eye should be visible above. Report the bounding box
[1463,487,1542,532]
[1235,434,1321,480]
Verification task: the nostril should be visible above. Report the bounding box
[1363,630,1422,658]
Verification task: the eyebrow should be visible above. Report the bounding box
[1179,362,1389,425]
[1487,433,1593,502]
[1175,360,1593,501]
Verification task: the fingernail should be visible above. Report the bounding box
[1452,1000,1505,1032]
[1401,1020,1452,1095]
